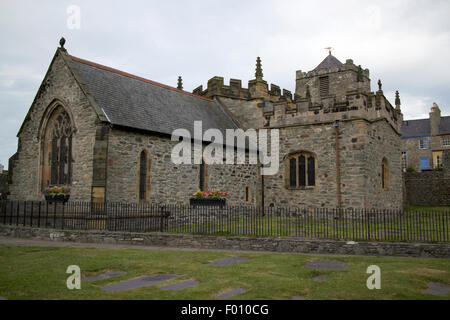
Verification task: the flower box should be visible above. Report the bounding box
[45,194,70,204]
[190,198,226,207]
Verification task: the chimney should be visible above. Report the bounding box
[429,102,441,135]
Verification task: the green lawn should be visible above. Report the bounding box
[168,209,450,243]
[0,245,449,300]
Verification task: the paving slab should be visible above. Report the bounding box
[160,280,199,291]
[0,296,7,300]
[84,271,125,282]
[217,288,246,299]
[291,296,304,300]
[101,274,179,292]
[305,259,347,270]
[423,282,450,295]
[312,275,329,281]
[207,257,250,266]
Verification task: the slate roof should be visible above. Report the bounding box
[314,53,343,71]
[401,118,430,137]
[69,55,240,140]
[401,116,450,137]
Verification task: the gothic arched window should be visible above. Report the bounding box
[286,151,316,189]
[41,106,73,189]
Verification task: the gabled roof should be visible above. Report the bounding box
[69,55,240,139]
[314,53,343,71]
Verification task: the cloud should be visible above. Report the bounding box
[0,0,449,169]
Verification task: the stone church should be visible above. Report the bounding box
[7,39,403,209]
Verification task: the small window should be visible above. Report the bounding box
[443,137,450,147]
[139,150,148,201]
[199,158,207,191]
[381,157,389,190]
[401,151,408,172]
[418,138,428,150]
[245,186,251,202]
[286,152,316,188]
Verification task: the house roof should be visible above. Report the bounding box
[314,53,343,71]
[401,116,450,137]
[401,118,430,137]
[69,55,240,140]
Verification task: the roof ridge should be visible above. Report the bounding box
[69,55,214,102]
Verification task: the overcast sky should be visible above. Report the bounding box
[0,0,449,169]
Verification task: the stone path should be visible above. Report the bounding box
[312,275,328,281]
[0,296,7,300]
[101,274,179,292]
[84,271,125,282]
[291,296,304,300]
[207,257,250,266]
[423,282,450,295]
[216,288,246,299]
[305,259,347,270]
[160,280,199,291]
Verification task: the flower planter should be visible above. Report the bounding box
[190,198,226,207]
[45,194,70,204]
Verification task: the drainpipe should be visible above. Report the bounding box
[333,120,342,217]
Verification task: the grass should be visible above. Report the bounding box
[168,209,450,243]
[0,245,449,300]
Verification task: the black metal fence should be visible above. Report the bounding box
[0,200,449,243]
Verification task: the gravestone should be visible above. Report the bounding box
[84,271,125,282]
[101,274,178,292]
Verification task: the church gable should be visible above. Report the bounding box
[9,44,102,201]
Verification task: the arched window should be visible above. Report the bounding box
[381,157,389,190]
[199,158,208,191]
[41,106,73,189]
[138,150,150,201]
[286,151,316,188]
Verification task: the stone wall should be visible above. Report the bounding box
[1,225,448,258]
[106,128,260,205]
[404,150,450,206]
[260,118,402,209]
[8,50,100,201]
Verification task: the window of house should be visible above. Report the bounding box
[41,106,73,189]
[443,137,450,147]
[401,151,408,172]
[286,152,316,188]
[418,138,428,150]
[139,150,148,201]
[436,155,442,168]
[381,157,389,190]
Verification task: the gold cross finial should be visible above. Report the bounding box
[324,47,333,55]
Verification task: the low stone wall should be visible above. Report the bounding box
[1,224,449,258]
[404,171,450,206]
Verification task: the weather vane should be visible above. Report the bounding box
[324,47,333,55]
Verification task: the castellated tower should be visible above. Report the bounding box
[193,54,404,210]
